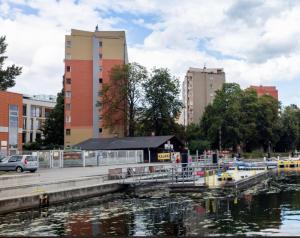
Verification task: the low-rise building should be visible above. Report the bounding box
[22,95,56,144]
[0,91,23,155]
[0,92,56,155]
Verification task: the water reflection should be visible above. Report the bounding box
[0,174,300,236]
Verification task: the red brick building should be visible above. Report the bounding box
[250,85,278,100]
[0,91,23,155]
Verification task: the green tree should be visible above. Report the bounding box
[239,89,260,151]
[201,83,243,151]
[276,104,300,152]
[140,68,183,136]
[185,123,210,153]
[0,36,22,90]
[100,62,147,136]
[41,89,64,148]
[256,95,281,152]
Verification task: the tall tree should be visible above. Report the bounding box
[256,95,281,152]
[100,62,147,136]
[239,89,260,151]
[276,104,300,152]
[140,68,183,136]
[41,89,64,148]
[201,83,243,151]
[0,36,22,90]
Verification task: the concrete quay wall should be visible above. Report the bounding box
[0,182,125,214]
[0,175,107,198]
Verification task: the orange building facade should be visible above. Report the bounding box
[250,85,278,100]
[64,29,128,147]
[0,91,23,155]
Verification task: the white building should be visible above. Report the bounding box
[22,95,56,144]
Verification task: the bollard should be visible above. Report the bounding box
[39,194,49,207]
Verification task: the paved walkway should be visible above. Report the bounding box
[0,163,171,199]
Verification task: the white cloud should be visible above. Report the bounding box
[0,0,300,106]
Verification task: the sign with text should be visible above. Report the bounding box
[158,153,171,161]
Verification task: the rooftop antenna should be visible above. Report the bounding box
[95,24,99,32]
[203,63,207,70]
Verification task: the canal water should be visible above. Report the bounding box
[0,172,300,236]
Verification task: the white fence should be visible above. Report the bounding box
[24,150,144,169]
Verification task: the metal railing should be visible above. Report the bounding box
[107,162,217,185]
[22,149,144,169]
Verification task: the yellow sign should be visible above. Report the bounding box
[158,153,171,161]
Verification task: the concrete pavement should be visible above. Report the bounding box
[0,162,170,199]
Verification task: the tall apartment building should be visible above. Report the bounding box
[250,85,278,100]
[183,67,225,126]
[22,95,56,144]
[64,28,128,147]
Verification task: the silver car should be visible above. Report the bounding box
[0,155,38,173]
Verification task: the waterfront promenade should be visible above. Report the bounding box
[0,162,170,214]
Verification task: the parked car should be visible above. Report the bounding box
[0,154,6,162]
[0,155,38,173]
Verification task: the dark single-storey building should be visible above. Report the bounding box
[74,135,184,163]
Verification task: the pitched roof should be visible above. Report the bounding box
[74,135,181,150]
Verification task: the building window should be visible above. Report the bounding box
[65,91,71,98]
[66,66,71,72]
[66,116,71,123]
[66,40,71,48]
[99,41,102,47]
[66,129,71,135]
[30,132,33,142]
[30,106,41,117]
[45,108,51,118]
[66,53,71,60]
[99,116,102,121]
[99,53,102,59]
[30,118,34,130]
[99,128,102,133]
[36,119,42,130]
[99,78,103,84]
[9,105,18,146]
[23,104,27,116]
[23,118,27,130]
[65,104,71,110]
[99,66,102,71]
[66,78,71,84]
[22,132,26,144]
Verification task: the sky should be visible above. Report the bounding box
[1,0,300,106]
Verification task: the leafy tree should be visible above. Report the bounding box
[239,89,260,151]
[188,140,211,154]
[276,104,300,152]
[256,95,281,152]
[0,36,22,90]
[41,89,64,148]
[201,83,243,151]
[199,83,281,153]
[140,68,183,136]
[99,62,147,136]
